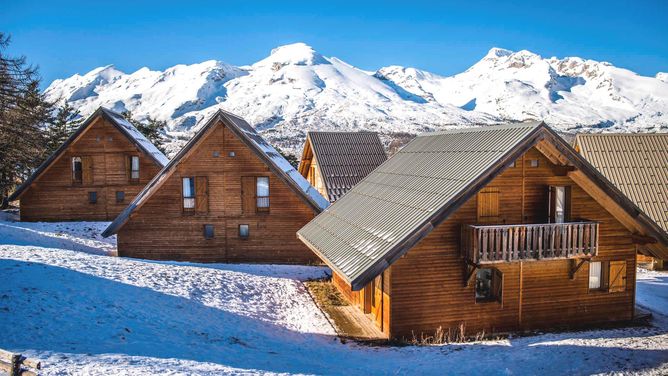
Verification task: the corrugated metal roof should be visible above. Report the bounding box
[298,122,544,289]
[302,131,387,202]
[103,109,329,237]
[575,133,668,235]
[9,107,169,201]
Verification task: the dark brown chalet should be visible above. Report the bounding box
[103,110,329,264]
[9,107,169,221]
[298,122,665,339]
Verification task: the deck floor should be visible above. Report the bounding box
[305,280,386,341]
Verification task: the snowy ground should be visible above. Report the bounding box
[0,215,667,375]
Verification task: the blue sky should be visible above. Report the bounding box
[2,0,667,86]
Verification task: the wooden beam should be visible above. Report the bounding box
[463,262,478,287]
[569,258,588,280]
[632,233,658,245]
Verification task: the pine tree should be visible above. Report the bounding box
[121,111,167,154]
[45,102,80,154]
[0,33,54,207]
[277,148,299,169]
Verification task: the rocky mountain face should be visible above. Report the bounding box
[45,43,668,155]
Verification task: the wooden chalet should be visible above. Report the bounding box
[298,131,387,202]
[9,107,169,221]
[575,133,668,269]
[103,110,329,263]
[298,122,665,339]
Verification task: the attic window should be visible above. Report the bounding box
[213,151,220,158]
[229,151,236,157]
[508,161,516,168]
[529,159,539,168]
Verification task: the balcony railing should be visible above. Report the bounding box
[461,221,598,264]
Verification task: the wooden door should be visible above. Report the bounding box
[371,274,383,329]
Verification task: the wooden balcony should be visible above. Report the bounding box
[461,221,598,264]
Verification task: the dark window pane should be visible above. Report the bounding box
[116,191,125,203]
[239,224,249,239]
[88,191,97,204]
[204,224,214,239]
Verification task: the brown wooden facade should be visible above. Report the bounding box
[108,112,326,264]
[12,111,165,222]
[328,145,639,339]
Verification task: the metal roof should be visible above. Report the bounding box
[103,109,329,237]
[298,122,545,289]
[9,107,169,201]
[299,131,387,202]
[298,122,668,289]
[575,133,668,235]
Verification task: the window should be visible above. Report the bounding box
[203,224,214,239]
[256,176,270,212]
[239,224,249,239]
[182,177,195,211]
[72,157,83,184]
[549,186,571,223]
[475,268,502,303]
[213,151,220,158]
[228,151,236,157]
[508,160,516,168]
[129,156,140,181]
[116,191,125,203]
[88,191,97,204]
[529,159,539,167]
[589,260,627,293]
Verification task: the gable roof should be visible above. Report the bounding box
[298,122,668,290]
[9,107,169,201]
[575,133,668,237]
[298,131,387,202]
[103,109,329,237]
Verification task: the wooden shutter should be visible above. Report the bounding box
[477,188,500,223]
[492,269,503,303]
[241,176,256,214]
[195,176,208,214]
[125,156,131,180]
[81,156,93,185]
[548,186,556,223]
[608,260,627,293]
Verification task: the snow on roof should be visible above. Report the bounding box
[101,108,170,166]
[103,109,328,237]
[216,111,330,212]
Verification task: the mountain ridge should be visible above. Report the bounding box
[44,43,668,155]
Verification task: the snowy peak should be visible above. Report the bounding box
[658,72,668,83]
[255,43,330,68]
[484,47,513,59]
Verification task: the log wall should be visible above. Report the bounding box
[116,121,320,264]
[19,117,162,221]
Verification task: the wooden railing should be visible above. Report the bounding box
[461,221,598,264]
[0,349,41,376]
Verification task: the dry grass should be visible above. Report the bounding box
[304,279,348,307]
[406,323,492,345]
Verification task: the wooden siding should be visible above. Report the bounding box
[116,121,320,264]
[332,269,391,337]
[19,117,161,221]
[330,147,637,339]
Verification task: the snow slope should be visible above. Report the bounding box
[1,215,667,375]
[44,43,668,155]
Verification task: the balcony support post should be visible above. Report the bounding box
[569,258,589,280]
[463,261,478,287]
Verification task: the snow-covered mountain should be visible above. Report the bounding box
[45,43,668,155]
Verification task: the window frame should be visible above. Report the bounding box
[588,260,627,293]
[475,268,503,304]
[129,155,140,182]
[88,191,97,204]
[239,224,250,240]
[115,191,125,203]
[203,224,214,240]
[72,156,83,185]
[256,176,270,213]
[182,177,196,213]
